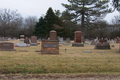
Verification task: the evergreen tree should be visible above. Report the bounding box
[62,0,111,42]
[60,10,77,39]
[33,17,46,38]
[44,7,60,37]
[33,7,64,38]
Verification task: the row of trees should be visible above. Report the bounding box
[0,0,120,40]
[0,9,37,38]
[33,0,120,40]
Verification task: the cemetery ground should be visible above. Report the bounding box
[0,40,120,79]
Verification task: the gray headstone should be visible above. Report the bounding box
[63,43,70,45]
[17,43,27,47]
[59,37,64,44]
[35,50,41,52]
[38,38,41,41]
[66,38,71,43]
[98,51,105,53]
[20,39,24,41]
[84,51,91,53]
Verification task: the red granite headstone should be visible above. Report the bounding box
[74,31,82,43]
[24,37,30,44]
[99,39,107,44]
[41,30,59,54]
[31,36,37,43]
[0,42,16,51]
[50,30,57,40]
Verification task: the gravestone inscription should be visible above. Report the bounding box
[43,43,58,48]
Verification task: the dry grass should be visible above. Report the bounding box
[0,40,120,74]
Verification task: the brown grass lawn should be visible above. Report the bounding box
[0,40,120,75]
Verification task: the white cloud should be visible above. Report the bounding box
[104,9,120,23]
[0,0,68,18]
[0,0,119,22]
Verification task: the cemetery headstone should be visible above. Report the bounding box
[50,30,57,40]
[66,38,71,43]
[17,43,27,47]
[116,37,120,53]
[41,30,59,54]
[20,35,25,41]
[30,36,37,46]
[0,42,16,51]
[99,39,107,44]
[24,37,30,44]
[59,37,64,44]
[19,50,28,52]
[94,39,110,49]
[84,51,91,53]
[72,31,84,47]
[98,51,105,53]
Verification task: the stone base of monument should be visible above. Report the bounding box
[30,43,38,46]
[94,42,110,49]
[41,40,59,54]
[72,43,84,47]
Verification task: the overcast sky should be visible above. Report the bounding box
[0,0,119,23]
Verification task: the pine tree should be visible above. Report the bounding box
[113,0,120,11]
[44,7,58,37]
[33,17,46,38]
[62,0,111,42]
[33,7,64,38]
[44,7,64,37]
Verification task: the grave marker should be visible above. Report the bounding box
[0,42,16,51]
[41,30,59,54]
[30,36,37,46]
[59,37,64,44]
[24,37,30,44]
[72,31,84,47]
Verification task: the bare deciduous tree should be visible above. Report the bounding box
[0,9,23,37]
[23,16,37,37]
